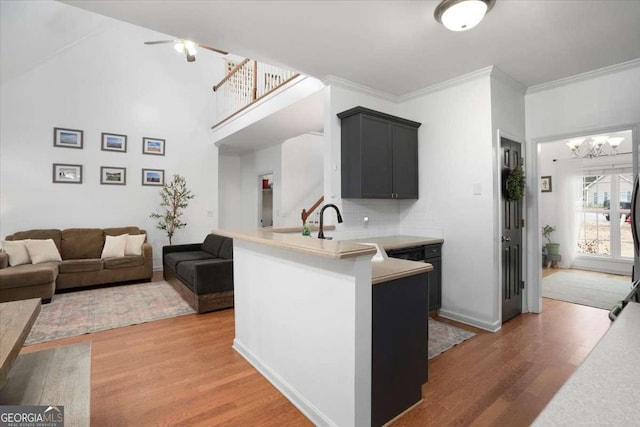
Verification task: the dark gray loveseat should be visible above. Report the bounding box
[163,233,234,313]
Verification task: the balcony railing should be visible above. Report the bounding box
[212,59,300,129]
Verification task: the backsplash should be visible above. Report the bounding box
[331,199,401,240]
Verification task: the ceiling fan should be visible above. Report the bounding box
[144,39,228,62]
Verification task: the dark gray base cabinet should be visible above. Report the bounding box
[386,243,442,312]
[338,106,421,199]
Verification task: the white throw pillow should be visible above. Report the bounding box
[1,240,32,266]
[101,234,128,259]
[24,239,62,264]
[125,234,146,256]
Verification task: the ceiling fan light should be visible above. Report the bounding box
[592,136,609,147]
[174,42,184,53]
[566,138,585,150]
[435,0,494,32]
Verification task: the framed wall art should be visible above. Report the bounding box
[100,166,126,185]
[541,176,552,193]
[101,132,127,152]
[142,137,165,156]
[54,127,83,149]
[142,169,164,186]
[53,163,83,184]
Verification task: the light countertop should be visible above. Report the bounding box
[214,229,432,283]
[533,301,640,425]
[348,235,443,250]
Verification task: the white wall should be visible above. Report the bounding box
[238,144,282,228]
[219,154,243,229]
[395,73,498,330]
[280,133,324,226]
[0,3,224,267]
[324,84,402,240]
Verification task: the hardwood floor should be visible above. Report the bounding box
[22,290,612,426]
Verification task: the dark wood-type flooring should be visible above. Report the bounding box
[23,271,613,426]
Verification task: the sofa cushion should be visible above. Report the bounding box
[101,234,128,259]
[218,239,233,260]
[24,239,62,264]
[202,234,226,256]
[1,240,31,266]
[59,258,103,274]
[8,229,61,252]
[125,234,146,256]
[103,256,144,269]
[164,251,215,272]
[0,262,58,289]
[104,226,141,237]
[61,228,104,260]
[176,259,233,295]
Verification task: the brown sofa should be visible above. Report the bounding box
[0,226,153,304]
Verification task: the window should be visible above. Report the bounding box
[577,172,633,259]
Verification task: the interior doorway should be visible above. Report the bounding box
[538,129,635,310]
[259,173,273,227]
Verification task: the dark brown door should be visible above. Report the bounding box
[501,137,523,323]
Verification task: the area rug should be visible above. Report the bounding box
[25,281,196,345]
[542,271,632,310]
[0,342,91,426]
[428,318,475,359]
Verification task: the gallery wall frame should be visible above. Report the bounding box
[541,176,552,192]
[142,168,165,186]
[100,166,126,185]
[53,163,83,184]
[54,127,83,149]
[142,137,165,156]
[101,132,127,152]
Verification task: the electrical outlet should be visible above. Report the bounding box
[363,216,369,228]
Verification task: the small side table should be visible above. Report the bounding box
[546,254,562,268]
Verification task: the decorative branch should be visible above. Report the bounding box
[150,174,195,244]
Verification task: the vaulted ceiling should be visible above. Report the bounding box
[63,0,640,96]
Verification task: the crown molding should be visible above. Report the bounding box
[490,66,527,94]
[526,58,640,95]
[398,66,493,102]
[321,75,398,103]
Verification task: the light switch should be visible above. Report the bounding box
[473,183,482,195]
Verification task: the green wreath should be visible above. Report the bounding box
[505,165,526,201]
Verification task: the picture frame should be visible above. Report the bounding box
[53,163,83,184]
[142,137,165,156]
[101,132,127,152]
[100,166,126,185]
[541,176,552,193]
[54,127,83,149]
[142,168,165,186]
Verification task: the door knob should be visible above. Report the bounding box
[501,236,511,242]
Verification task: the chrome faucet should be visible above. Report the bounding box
[318,204,343,239]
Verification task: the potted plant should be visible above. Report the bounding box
[150,174,195,244]
[542,225,560,256]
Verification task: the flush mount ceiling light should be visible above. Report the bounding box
[434,0,496,32]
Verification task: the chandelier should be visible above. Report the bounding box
[566,136,624,158]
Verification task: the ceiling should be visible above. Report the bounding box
[63,0,640,96]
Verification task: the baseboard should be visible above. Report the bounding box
[438,309,501,332]
[232,339,337,427]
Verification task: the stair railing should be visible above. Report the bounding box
[212,58,300,129]
[301,196,324,226]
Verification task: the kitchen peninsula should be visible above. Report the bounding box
[215,228,433,426]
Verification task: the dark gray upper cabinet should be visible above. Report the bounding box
[338,106,421,199]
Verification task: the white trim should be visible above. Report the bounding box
[233,339,336,427]
[526,58,640,94]
[438,309,501,332]
[321,75,398,103]
[399,66,493,102]
[491,67,527,95]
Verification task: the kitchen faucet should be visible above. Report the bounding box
[317,204,343,239]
